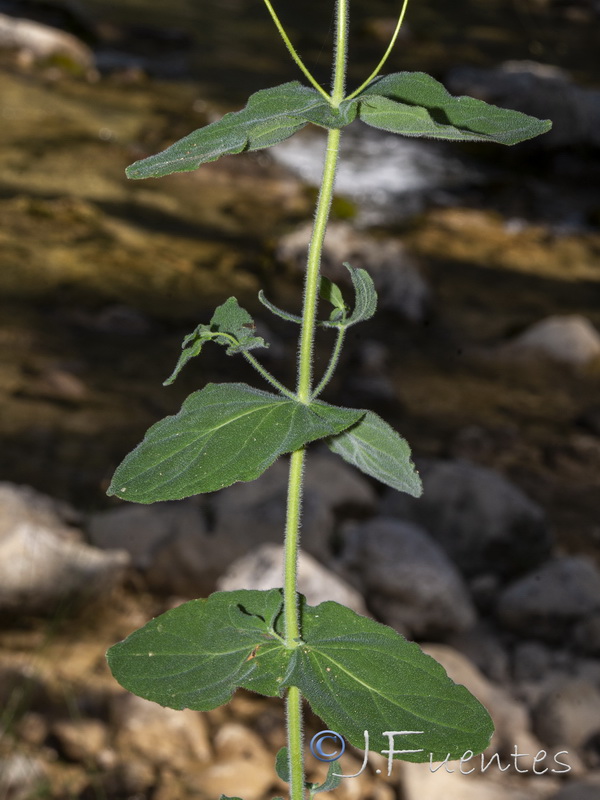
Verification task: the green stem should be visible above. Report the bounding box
[283,448,305,799]
[296,126,342,404]
[242,351,297,400]
[286,687,305,799]
[283,447,305,647]
[262,0,331,101]
[311,326,346,400]
[282,3,348,798]
[346,0,410,101]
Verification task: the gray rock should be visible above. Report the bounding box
[216,544,368,615]
[447,623,511,683]
[88,497,208,569]
[380,459,551,578]
[213,452,376,564]
[502,316,600,367]
[89,497,225,597]
[0,485,129,615]
[94,452,375,597]
[532,679,600,750]
[0,482,81,541]
[338,517,476,638]
[446,61,600,150]
[277,221,430,321]
[512,641,555,684]
[574,612,600,655]
[497,557,600,642]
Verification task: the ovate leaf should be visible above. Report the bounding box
[107,383,363,502]
[286,598,494,761]
[107,590,287,710]
[107,590,494,763]
[164,297,267,386]
[126,82,324,179]
[327,410,422,497]
[358,72,551,145]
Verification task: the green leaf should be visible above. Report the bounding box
[327,410,422,497]
[107,589,288,710]
[320,263,377,330]
[210,297,268,355]
[289,599,494,762]
[358,72,552,145]
[319,276,347,323]
[275,747,289,783]
[107,383,363,502]
[126,82,324,179]
[163,298,267,386]
[308,763,342,796]
[301,97,358,129]
[258,290,302,325]
[107,590,494,762]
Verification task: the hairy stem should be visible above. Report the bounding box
[311,326,346,400]
[242,351,297,400]
[261,0,331,101]
[346,0,410,100]
[282,3,348,798]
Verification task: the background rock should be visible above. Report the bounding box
[277,221,430,321]
[446,61,600,149]
[110,693,211,773]
[501,316,600,367]
[337,517,476,638]
[217,543,368,615]
[0,482,81,541]
[0,517,129,615]
[497,557,600,642]
[212,453,375,565]
[0,12,95,71]
[532,679,600,751]
[380,459,551,578]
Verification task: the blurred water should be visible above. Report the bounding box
[272,124,485,225]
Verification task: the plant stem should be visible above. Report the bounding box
[281,3,349,798]
[242,352,297,400]
[261,0,331,101]
[346,0,410,101]
[311,326,346,400]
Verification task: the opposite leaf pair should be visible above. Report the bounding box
[125,72,551,181]
[107,265,422,503]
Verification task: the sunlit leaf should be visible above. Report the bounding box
[108,383,363,502]
[107,590,494,762]
[126,82,324,179]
